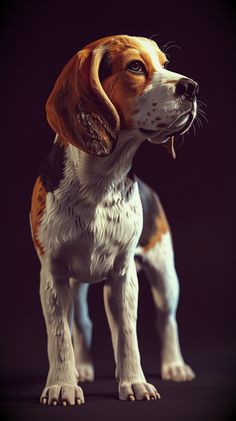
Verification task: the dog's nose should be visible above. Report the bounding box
[175,78,199,100]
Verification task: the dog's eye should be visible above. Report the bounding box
[126,60,146,74]
[163,60,170,69]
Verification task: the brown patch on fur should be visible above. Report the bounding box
[46,35,166,148]
[143,206,169,252]
[100,36,164,129]
[30,177,47,255]
[165,79,177,84]
[46,42,120,157]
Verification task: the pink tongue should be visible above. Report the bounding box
[164,136,176,159]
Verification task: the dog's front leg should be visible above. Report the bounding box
[105,260,160,401]
[39,265,84,406]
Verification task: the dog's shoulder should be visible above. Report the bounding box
[30,140,67,254]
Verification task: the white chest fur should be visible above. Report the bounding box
[38,167,143,284]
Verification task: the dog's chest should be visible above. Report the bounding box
[39,179,143,282]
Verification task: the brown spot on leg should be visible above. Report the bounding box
[138,178,170,252]
[143,208,169,252]
[30,177,47,255]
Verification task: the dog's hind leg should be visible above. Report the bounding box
[138,231,195,382]
[70,280,94,382]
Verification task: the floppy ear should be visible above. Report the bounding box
[46,47,120,156]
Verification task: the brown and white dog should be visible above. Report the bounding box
[30,35,198,405]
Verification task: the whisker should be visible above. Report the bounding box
[197,99,207,107]
[149,33,159,40]
[197,107,207,115]
[161,40,175,50]
[197,101,206,109]
[195,116,203,128]
[161,40,182,54]
[196,98,208,126]
[163,44,182,53]
[197,111,208,124]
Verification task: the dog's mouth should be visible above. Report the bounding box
[139,111,194,140]
[169,112,195,137]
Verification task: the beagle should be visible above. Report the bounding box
[30,35,198,406]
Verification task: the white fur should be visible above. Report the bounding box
[136,233,195,381]
[133,69,197,143]
[37,130,160,403]
[38,132,143,283]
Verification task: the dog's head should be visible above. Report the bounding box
[46,35,198,157]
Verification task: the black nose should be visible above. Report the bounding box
[175,78,199,100]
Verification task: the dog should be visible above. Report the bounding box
[30,35,198,405]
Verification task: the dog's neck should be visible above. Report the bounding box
[65,129,143,192]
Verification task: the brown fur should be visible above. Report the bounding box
[101,37,166,129]
[46,44,119,157]
[46,35,167,146]
[31,177,47,255]
[143,205,170,253]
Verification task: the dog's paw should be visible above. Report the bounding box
[119,381,161,401]
[161,362,195,382]
[77,363,94,383]
[40,383,85,406]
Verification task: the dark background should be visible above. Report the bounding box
[1,0,235,420]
